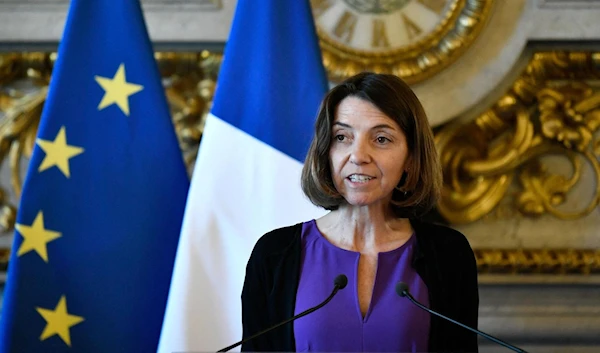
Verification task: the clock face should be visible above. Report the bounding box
[310,0,494,84]
[313,0,453,53]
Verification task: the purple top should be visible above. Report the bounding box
[293,219,430,352]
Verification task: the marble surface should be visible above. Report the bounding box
[0,0,234,43]
[478,275,600,352]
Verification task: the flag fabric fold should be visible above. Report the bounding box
[0,0,189,351]
[158,0,329,351]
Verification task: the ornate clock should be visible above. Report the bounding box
[310,0,493,84]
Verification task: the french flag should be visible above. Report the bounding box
[158,0,329,351]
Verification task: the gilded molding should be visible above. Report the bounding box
[436,51,600,224]
[475,248,600,275]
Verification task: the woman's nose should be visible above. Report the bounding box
[349,140,371,165]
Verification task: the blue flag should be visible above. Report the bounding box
[0,0,189,351]
[158,0,329,350]
[210,0,330,162]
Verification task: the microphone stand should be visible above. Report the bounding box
[401,289,529,353]
[217,276,347,352]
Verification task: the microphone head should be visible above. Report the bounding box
[334,274,348,289]
[395,282,409,297]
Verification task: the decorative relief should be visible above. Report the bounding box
[436,51,600,224]
[475,248,600,275]
[154,51,222,166]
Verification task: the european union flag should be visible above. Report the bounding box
[0,0,189,351]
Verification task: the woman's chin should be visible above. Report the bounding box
[340,192,393,209]
[343,197,380,208]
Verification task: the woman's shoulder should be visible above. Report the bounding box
[250,222,304,258]
[412,220,477,272]
[411,219,473,251]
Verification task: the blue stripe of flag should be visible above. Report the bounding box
[211,0,329,163]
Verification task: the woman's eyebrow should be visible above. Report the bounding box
[371,124,397,131]
[332,122,352,128]
[332,122,398,133]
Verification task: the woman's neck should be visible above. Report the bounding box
[316,205,413,253]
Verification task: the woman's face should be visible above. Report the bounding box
[329,96,409,208]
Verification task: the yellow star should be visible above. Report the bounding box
[36,296,84,347]
[36,126,84,178]
[15,211,61,263]
[94,63,143,116]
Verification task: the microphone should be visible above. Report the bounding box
[217,274,348,352]
[395,282,528,353]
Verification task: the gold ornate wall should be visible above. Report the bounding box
[437,51,600,223]
[0,50,599,274]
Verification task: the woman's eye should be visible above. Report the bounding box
[376,136,389,144]
[335,135,345,141]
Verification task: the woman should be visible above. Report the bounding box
[241,72,479,352]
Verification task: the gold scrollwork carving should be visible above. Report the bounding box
[437,51,600,224]
[155,51,222,166]
[0,51,221,232]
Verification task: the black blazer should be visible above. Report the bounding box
[240,219,479,352]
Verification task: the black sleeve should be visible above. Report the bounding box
[240,243,271,352]
[458,237,480,353]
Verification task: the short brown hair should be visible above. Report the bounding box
[301,72,442,218]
